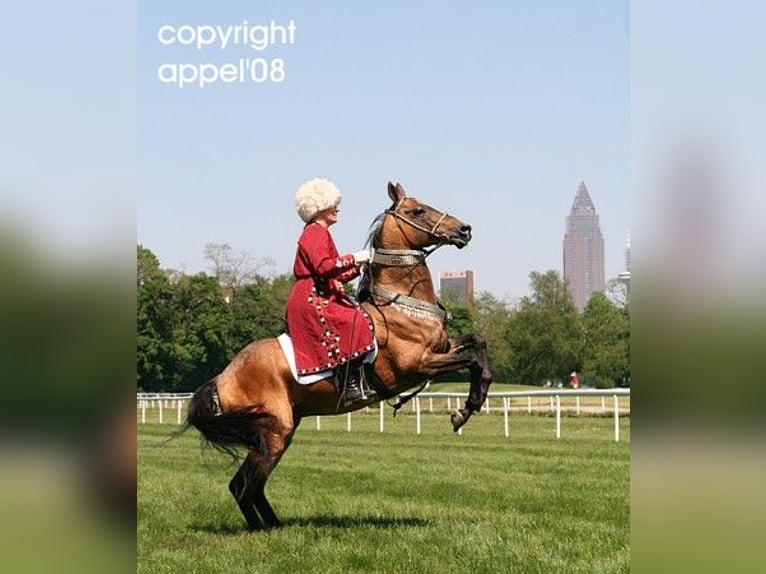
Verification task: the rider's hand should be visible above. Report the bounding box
[352,249,371,265]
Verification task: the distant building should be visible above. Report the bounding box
[617,230,631,298]
[439,270,474,305]
[563,182,605,311]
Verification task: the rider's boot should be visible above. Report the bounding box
[342,359,366,405]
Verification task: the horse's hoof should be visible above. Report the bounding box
[450,409,465,432]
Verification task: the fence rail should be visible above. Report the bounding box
[137,388,629,441]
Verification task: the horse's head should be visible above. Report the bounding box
[378,182,472,250]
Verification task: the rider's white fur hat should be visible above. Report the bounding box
[295,178,342,223]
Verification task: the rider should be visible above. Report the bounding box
[285,178,375,403]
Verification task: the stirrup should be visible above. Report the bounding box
[344,380,364,404]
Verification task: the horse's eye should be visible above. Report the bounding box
[412,208,426,218]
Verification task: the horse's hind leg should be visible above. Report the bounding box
[251,460,281,528]
[229,458,264,531]
[228,418,298,530]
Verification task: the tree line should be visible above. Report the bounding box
[137,244,630,392]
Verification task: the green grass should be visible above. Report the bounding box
[138,412,629,573]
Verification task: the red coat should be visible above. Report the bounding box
[285,223,375,374]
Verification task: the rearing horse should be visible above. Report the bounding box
[186,182,493,530]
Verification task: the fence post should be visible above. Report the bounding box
[416,397,421,435]
[158,400,163,424]
[576,396,580,415]
[347,412,352,432]
[527,396,532,414]
[613,395,620,442]
[316,416,321,431]
[555,395,561,439]
[379,402,384,432]
[503,397,509,438]
[177,400,183,425]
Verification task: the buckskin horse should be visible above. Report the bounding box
[186,182,493,530]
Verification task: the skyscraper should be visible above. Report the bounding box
[563,182,605,311]
[439,270,475,305]
[617,230,631,299]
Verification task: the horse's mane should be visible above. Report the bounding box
[357,212,386,301]
[364,212,386,249]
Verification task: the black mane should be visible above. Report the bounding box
[357,212,386,301]
[364,212,386,249]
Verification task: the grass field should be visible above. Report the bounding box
[138,411,629,573]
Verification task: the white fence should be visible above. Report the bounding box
[137,388,630,441]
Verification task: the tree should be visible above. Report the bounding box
[472,291,514,381]
[204,243,273,306]
[620,301,630,385]
[168,273,231,391]
[505,270,582,384]
[581,292,629,387]
[138,244,295,392]
[230,273,294,347]
[442,300,474,338]
[137,245,175,391]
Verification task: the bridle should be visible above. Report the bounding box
[385,198,452,249]
[372,197,454,265]
[363,199,452,324]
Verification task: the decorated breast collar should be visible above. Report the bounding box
[370,284,447,323]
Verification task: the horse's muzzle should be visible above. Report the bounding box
[451,224,472,248]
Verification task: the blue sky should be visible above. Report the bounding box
[4,2,762,300]
[137,1,631,300]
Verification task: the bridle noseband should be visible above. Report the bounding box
[386,199,451,247]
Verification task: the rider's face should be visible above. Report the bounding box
[314,206,339,227]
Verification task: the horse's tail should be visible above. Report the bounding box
[183,377,273,461]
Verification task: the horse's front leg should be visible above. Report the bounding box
[420,334,493,432]
[449,334,493,431]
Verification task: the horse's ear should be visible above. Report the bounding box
[387,181,406,204]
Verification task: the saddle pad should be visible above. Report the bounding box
[277,333,377,385]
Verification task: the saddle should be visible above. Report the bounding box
[276,333,377,386]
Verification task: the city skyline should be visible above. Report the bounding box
[138,176,628,307]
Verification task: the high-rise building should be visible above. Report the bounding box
[563,182,605,311]
[617,230,631,298]
[439,270,474,305]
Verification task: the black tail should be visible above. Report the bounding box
[184,378,272,461]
